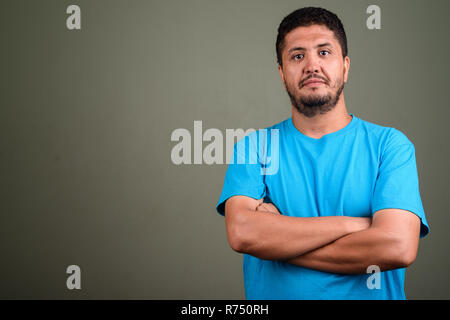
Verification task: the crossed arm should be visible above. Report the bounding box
[224,196,421,274]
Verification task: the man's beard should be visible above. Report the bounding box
[286,77,345,118]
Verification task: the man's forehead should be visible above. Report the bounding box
[284,25,337,47]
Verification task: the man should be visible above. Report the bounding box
[216,7,430,300]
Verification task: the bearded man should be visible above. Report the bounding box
[216,7,429,300]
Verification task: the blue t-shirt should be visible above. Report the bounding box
[216,114,429,300]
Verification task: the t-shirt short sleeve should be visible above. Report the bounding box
[372,128,430,238]
[216,132,267,216]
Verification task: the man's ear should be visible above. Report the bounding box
[277,64,286,88]
[343,56,350,83]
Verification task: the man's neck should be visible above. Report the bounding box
[291,96,352,139]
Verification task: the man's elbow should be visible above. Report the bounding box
[390,236,418,268]
[228,232,246,253]
[227,223,246,253]
[397,245,418,268]
[225,210,252,254]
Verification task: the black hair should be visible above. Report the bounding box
[276,7,348,65]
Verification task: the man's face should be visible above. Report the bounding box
[278,24,350,118]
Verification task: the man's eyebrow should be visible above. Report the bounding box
[287,42,333,53]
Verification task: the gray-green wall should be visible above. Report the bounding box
[1,0,448,299]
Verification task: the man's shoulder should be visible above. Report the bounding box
[258,118,290,132]
[239,118,289,140]
[356,116,414,151]
[357,115,391,134]
[233,118,288,152]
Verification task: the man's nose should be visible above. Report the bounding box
[303,56,321,74]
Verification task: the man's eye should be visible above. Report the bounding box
[293,54,304,60]
[320,50,330,56]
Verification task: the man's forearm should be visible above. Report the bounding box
[227,208,370,261]
[285,226,409,274]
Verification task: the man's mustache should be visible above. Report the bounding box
[299,75,329,88]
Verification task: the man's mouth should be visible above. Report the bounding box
[300,75,328,88]
[303,80,325,87]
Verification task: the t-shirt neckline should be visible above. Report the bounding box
[287,113,358,141]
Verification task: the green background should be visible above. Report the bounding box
[1,0,449,299]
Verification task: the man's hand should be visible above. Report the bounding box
[256,200,281,215]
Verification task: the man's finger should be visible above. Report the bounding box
[267,203,281,214]
[257,203,280,214]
